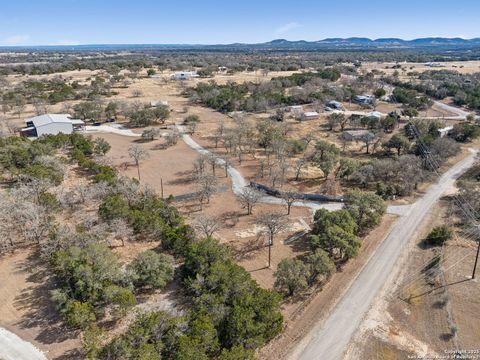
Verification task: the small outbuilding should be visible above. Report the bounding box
[342,129,374,141]
[289,105,304,113]
[21,114,84,137]
[301,111,319,120]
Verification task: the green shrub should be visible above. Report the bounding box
[64,301,96,328]
[128,250,174,290]
[274,258,310,296]
[306,249,336,284]
[425,225,453,246]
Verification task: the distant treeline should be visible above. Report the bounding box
[2,47,480,76]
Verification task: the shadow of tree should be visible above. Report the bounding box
[440,333,454,341]
[12,251,80,346]
[220,210,243,228]
[53,348,84,360]
[233,235,266,261]
[167,170,194,186]
[288,233,311,254]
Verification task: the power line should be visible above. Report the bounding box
[383,79,480,281]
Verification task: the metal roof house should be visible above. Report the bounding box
[21,114,85,137]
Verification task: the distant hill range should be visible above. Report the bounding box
[3,37,480,51]
[233,37,480,49]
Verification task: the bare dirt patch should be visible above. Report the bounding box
[0,250,83,360]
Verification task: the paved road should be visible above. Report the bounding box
[0,328,46,360]
[293,150,477,360]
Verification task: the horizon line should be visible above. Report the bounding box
[1,36,480,48]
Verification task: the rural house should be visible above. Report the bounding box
[21,114,85,137]
[437,125,454,138]
[173,71,198,80]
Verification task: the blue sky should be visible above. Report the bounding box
[0,0,478,46]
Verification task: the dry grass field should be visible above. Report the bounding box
[361,60,480,76]
[1,60,478,359]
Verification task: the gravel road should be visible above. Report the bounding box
[0,328,46,360]
[292,150,477,360]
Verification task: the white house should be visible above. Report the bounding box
[21,114,85,137]
[173,71,198,80]
[438,125,454,138]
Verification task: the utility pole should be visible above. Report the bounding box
[161,178,164,199]
[268,236,272,268]
[472,237,480,279]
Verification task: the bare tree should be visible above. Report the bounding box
[141,128,161,141]
[32,98,49,115]
[207,153,218,176]
[132,89,143,98]
[193,154,208,178]
[281,191,297,215]
[165,129,180,147]
[194,215,222,238]
[239,187,261,215]
[221,157,232,177]
[61,102,73,114]
[196,174,218,210]
[256,211,287,267]
[128,145,150,180]
[187,121,198,135]
[108,218,134,247]
[294,157,307,181]
[301,134,316,148]
[269,164,284,188]
[213,121,225,148]
[13,95,26,118]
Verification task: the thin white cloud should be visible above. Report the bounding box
[275,22,301,35]
[4,34,30,45]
